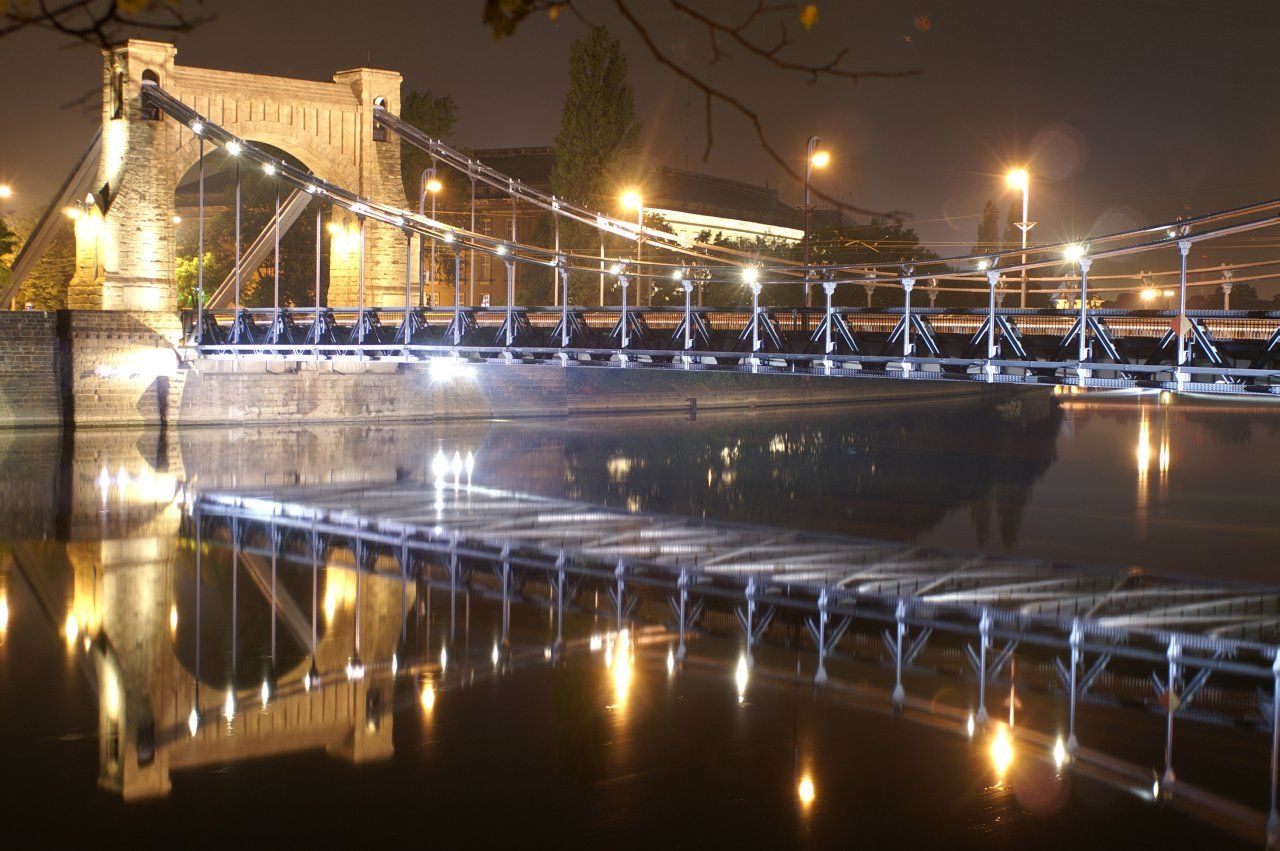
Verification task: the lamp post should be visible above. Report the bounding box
[419,167,442,307]
[804,137,830,308]
[1006,168,1034,309]
[1064,243,1090,379]
[622,190,643,305]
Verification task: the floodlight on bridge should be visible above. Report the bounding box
[425,177,443,194]
[0,184,12,199]
[262,162,276,176]
[224,140,242,157]
[1005,168,1028,189]
[190,121,203,135]
[741,267,759,285]
[1063,243,1087,263]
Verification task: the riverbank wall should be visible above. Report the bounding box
[0,310,1041,429]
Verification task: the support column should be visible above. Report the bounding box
[1162,638,1179,792]
[1077,257,1093,380]
[984,270,1000,382]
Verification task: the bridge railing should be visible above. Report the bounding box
[181,303,1280,396]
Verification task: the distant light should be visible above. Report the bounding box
[187,707,199,737]
[391,653,399,678]
[0,594,8,633]
[262,162,276,176]
[426,178,443,194]
[491,642,501,666]
[741,267,759,285]
[1005,168,1029,190]
[225,140,242,157]
[976,259,990,271]
[1140,287,1159,302]
[1152,779,1161,800]
[496,244,508,256]
[620,189,642,210]
[1052,736,1068,769]
[260,679,271,709]
[797,774,817,807]
[589,634,603,652]
[64,613,79,645]
[966,713,976,739]
[450,451,463,478]
[190,121,203,135]
[1063,243,1087,263]
[0,184,13,199]
[171,214,182,225]
[443,231,456,243]
[672,268,685,280]
[224,690,236,724]
[666,648,676,675]
[1162,289,1174,298]
[63,206,83,221]
[169,604,178,635]
[439,646,448,670]
[464,451,475,477]
[326,221,344,236]
[431,449,448,480]
[810,150,831,169]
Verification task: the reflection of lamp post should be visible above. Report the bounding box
[803,137,830,308]
[1222,265,1233,310]
[621,190,643,305]
[1005,168,1034,308]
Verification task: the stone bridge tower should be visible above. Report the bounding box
[68,39,411,312]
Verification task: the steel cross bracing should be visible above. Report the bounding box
[186,304,1280,395]
[195,482,1280,686]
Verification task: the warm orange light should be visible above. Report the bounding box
[0,184,12,199]
[326,221,345,236]
[1140,287,1159,302]
[171,215,182,225]
[810,150,831,169]
[63,206,83,221]
[797,774,816,807]
[1006,168,1029,190]
[620,189,642,210]
[426,178,443,194]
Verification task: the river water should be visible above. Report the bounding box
[0,391,1275,846]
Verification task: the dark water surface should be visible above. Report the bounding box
[1,391,1276,846]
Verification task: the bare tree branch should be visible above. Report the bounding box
[612,0,914,220]
[1,0,210,50]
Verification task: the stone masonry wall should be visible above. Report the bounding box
[0,311,62,427]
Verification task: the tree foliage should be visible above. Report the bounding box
[399,89,459,205]
[551,26,643,205]
[972,200,1000,258]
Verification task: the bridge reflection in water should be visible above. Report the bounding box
[173,479,1279,842]
[1,399,1276,844]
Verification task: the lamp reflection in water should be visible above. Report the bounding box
[797,773,816,809]
[0,592,8,635]
[735,653,749,703]
[420,676,436,714]
[990,723,1014,781]
[609,629,634,709]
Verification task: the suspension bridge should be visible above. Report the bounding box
[6,39,1280,397]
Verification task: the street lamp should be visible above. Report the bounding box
[420,167,443,307]
[0,184,12,200]
[621,189,643,305]
[804,136,830,307]
[1005,168,1034,308]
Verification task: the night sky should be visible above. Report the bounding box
[2,0,1279,286]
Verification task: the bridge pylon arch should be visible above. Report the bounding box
[69,39,412,311]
